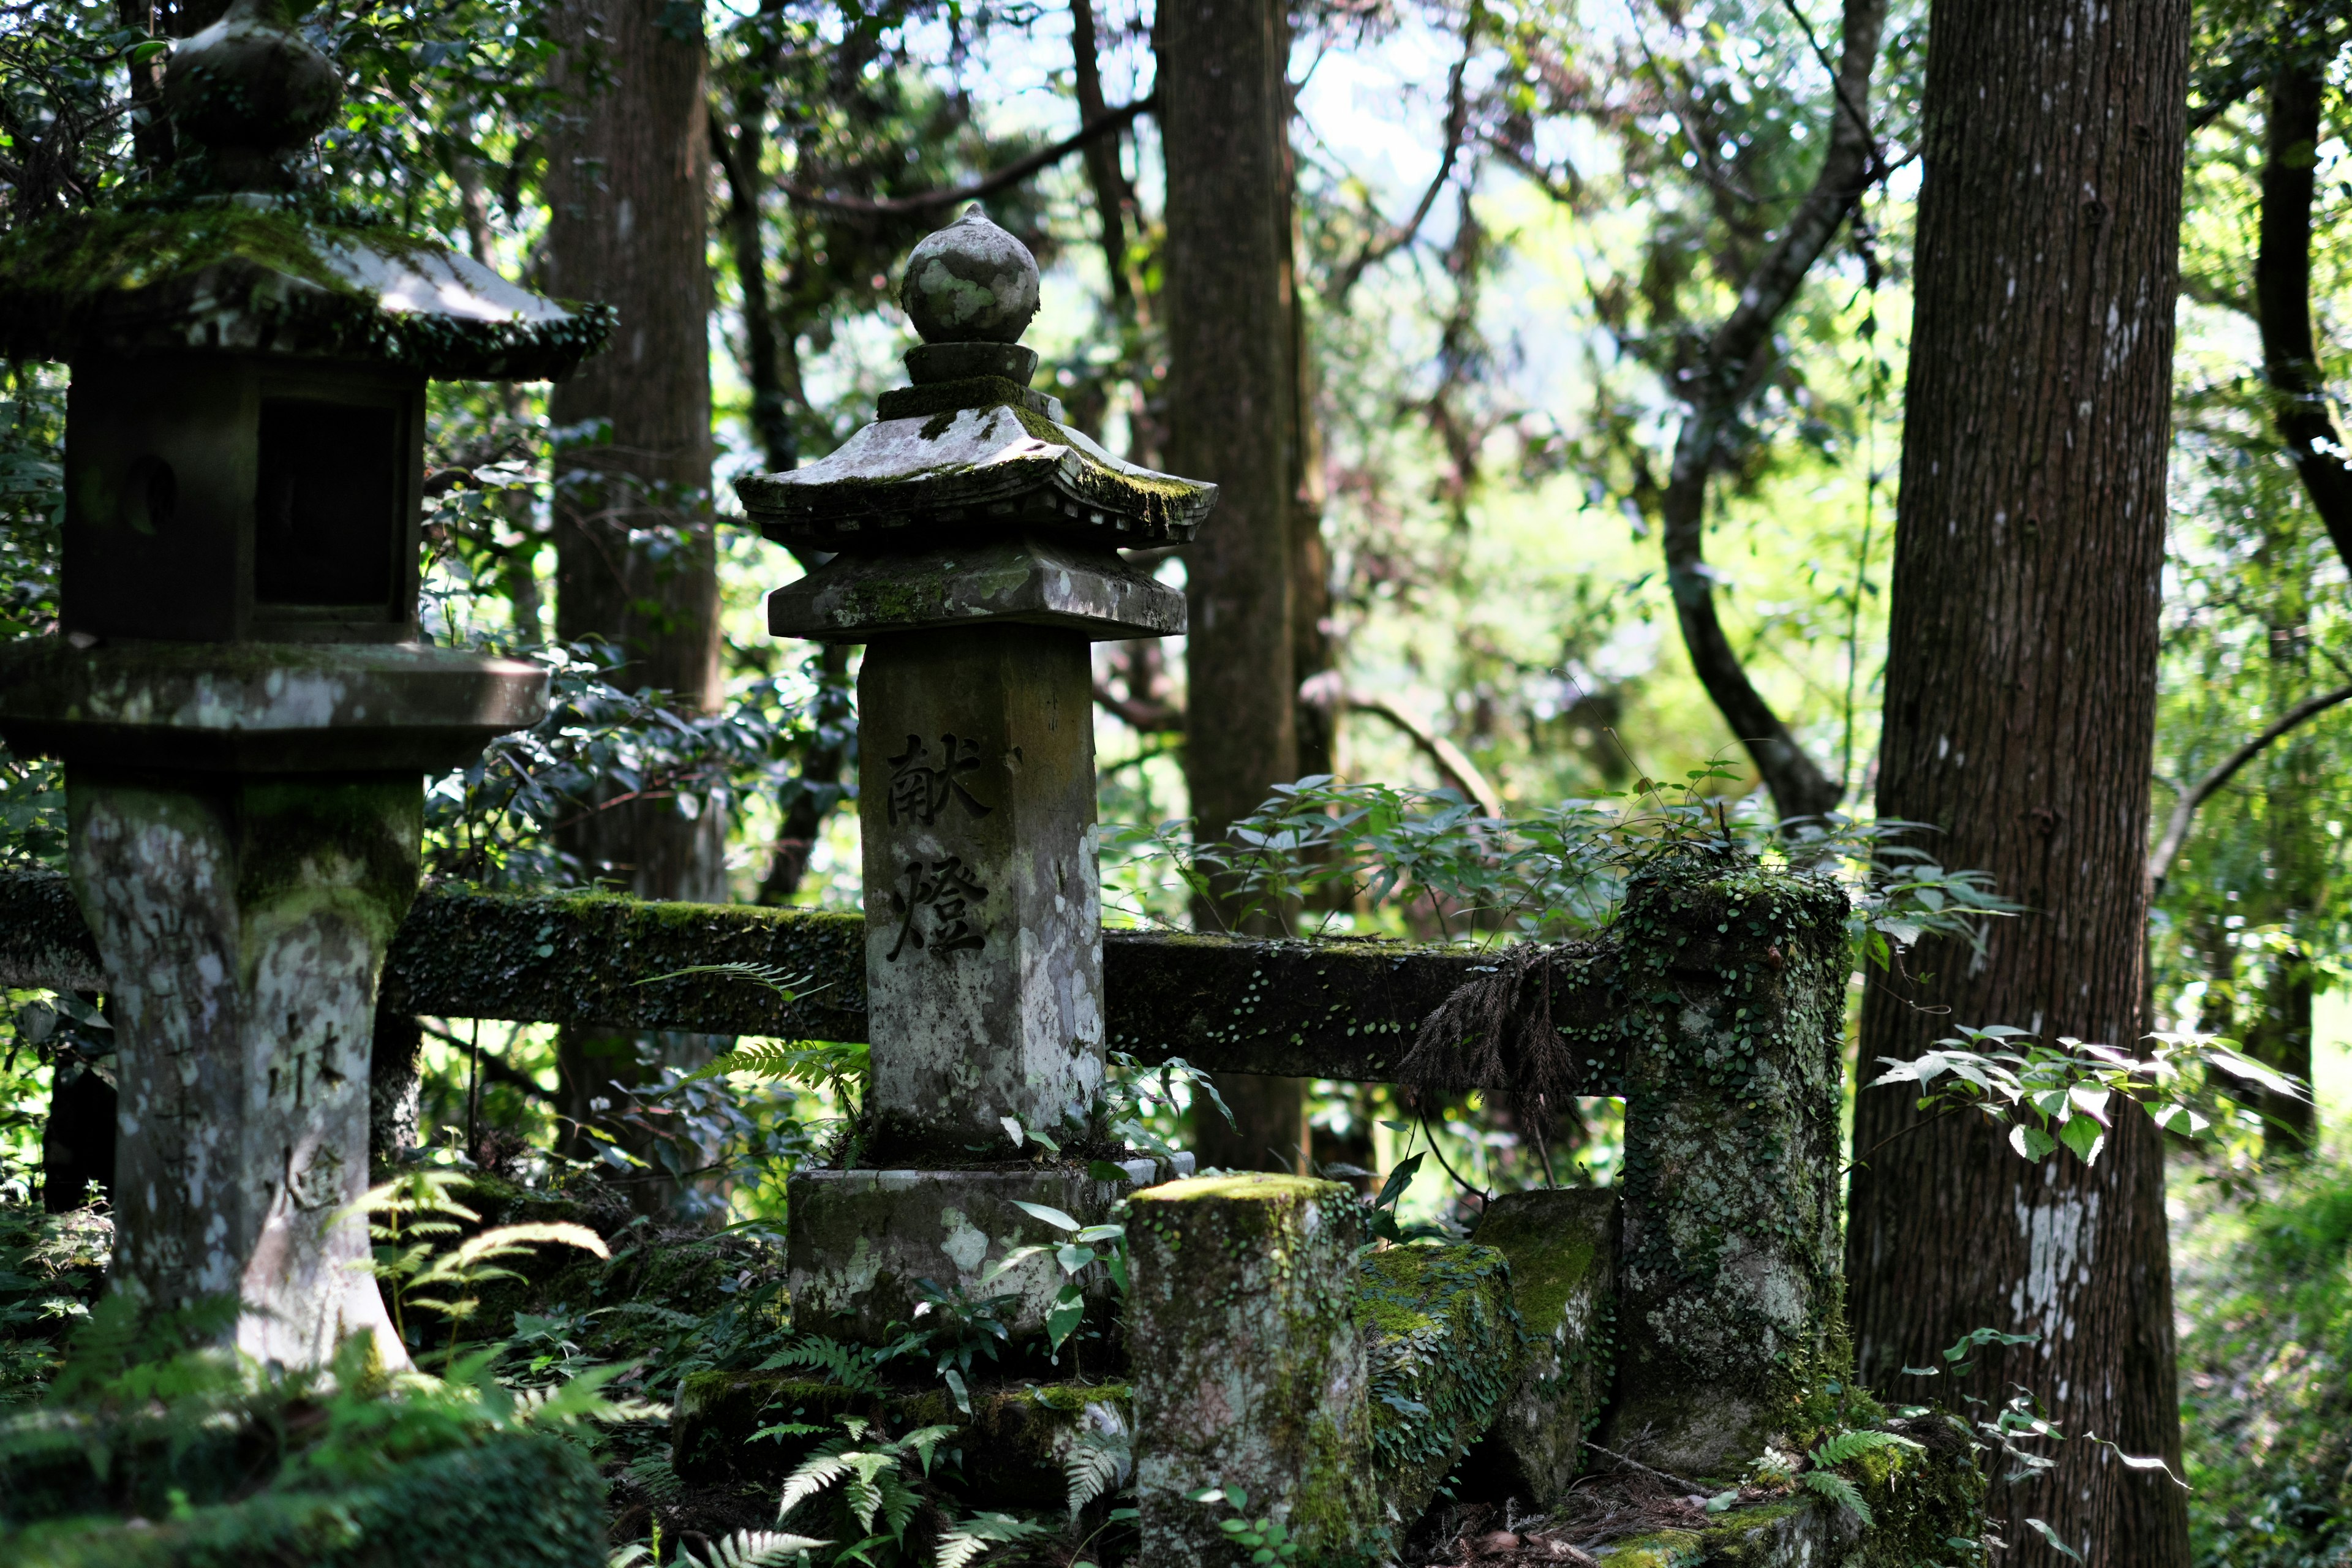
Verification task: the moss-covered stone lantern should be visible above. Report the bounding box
[0,0,608,1368]
[736,207,1214,1340]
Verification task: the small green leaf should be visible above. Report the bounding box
[1012,1200,1081,1232]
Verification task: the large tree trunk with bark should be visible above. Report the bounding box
[1845,4,2192,1565]
[1161,0,1307,1171]
[543,1,724,1161]
[543,0,722,902]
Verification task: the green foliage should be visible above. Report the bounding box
[0,1193,107,1406]
[2177,1153,2352,1567]
[1109,769,2008,974]
[932,1510,1054,1568]
[1807,1428,1922,1469]
[775,1414,952,1559]
[613,1527,834,1568]
[1061,1430,1129,1522]
[1186,1486,1299,1568]
[989,1201,1126,1357]
[1800,1468,1871,1526]
[1867,1027,2308,1167]
[360,1169,610,1369]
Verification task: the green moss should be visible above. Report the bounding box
[1357,1243,1521,1533]
[0,204,609,379]
[1604,1529,1707,1567]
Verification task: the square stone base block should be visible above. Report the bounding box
[787,1158,1188,1343]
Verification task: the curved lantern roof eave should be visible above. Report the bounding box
[0,201,612,382]
[736,399,1218,552]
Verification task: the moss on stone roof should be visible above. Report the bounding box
[0,202,611,382]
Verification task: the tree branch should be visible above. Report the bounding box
[1343,692,1504,818]
[1655,0,1886,824]
[2149,683,2352,892]
[781,97,1154,216]
[1325,9,1477,304]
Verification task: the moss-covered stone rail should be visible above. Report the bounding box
[0,869,1590,1090]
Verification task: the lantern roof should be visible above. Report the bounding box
[0,0,608,382]
[736,207,1216,551]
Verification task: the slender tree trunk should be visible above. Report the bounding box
[1070,0,1133,309]
[543,0,724,1165]
[2258,47,2352,560]
[1653,0,1883,824]
[710,82,853,907]
[1161,0,1306,1172]
[1845,4,2192,1564]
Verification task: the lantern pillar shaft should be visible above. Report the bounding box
[858,626,1103,1152]
[70,772,420,1366]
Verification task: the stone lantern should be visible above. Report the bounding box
[737,208,1215,1338]
[0,0,607,1367]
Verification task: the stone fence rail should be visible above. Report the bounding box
[0,869,1600,1091]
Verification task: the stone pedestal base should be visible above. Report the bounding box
[1470,1188,1619,1504]
[69,771,419,1368]
[1128,1174,1377,1568]
[786,1159,1183,1343]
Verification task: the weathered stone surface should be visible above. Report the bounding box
[674,1373,1129,1506]
[858,626,1106,1152]
[1469,1187,1618,1504]
[1602,865,1851,1479]
[899,207,1039,345]
[68,771,419,1367]
[737,399,1217,554]
[768,533,1185,642]
[0,206,610,380]
[0,639,548,772]
[786,1161,1159,1343]
[1358,1242,1521,1533]
[1126,1174,1379,1568]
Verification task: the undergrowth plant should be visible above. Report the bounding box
[1104,764,2013,966]
[1864,1026,2310,1168]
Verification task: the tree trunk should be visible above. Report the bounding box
[1161,0,1306,1172]
[2258,48,2352,561]
[1845,3,2192,1565]
[543,0,724,1165]
[1070,0,1133,309]
[1652,0,1884,824]
[542,0,722,900]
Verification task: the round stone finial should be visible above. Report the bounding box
[898,206,1040,345]
[162,0,343,190]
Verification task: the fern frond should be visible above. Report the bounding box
[639,962,817,1001]
[764,1333,886,1393]
[777,1449,853,1522]
[626,1452,683,1503]
[1801,1469,1873,1525]
[680,1528,833,1568]
[934,1512,1054,1568]
[676,1038,854,1090]
[1809,1428,1924,1468]
[1064,1430,1131,1519]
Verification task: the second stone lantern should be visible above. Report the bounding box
[737,208,1215,1338]
[0,0,603,1368]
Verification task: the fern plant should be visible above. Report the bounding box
[355,1169,609,1371]
[609,1527,832,1568]
[776,1414,956,1558]
[933,1510,1054,1568]
[1063,1428,1131,1520]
